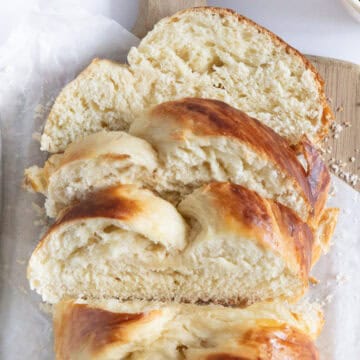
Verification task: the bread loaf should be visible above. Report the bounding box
[41,7,332,153]
[54,299,322,360]
[24,131,158,217]
[27,183,337,305]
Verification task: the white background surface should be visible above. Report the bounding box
[0,0,359,63]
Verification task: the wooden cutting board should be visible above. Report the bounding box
[306,56,359,191]
[133,0,360,191]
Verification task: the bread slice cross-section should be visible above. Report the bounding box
[24,131,158,217]
[40,7,332,153]
[131,98,331,224]
[54,299,323,360]
[27,183,337,305]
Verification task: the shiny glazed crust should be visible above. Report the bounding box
[182,182,313,282]
[150,98,331,223]
[30,184,188,258]
[54,300,320,360]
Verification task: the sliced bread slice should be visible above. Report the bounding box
[24,131,158,217]
[131,98,331,224]
[54,299,323,360]
[27,183,337,305]
[41,7,332,153]
[26,99,331,223]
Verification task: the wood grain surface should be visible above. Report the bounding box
[307,56,359,191]
[133,0,360,190]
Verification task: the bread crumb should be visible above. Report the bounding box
[34,104,46,119]
[316,293,334,307]
[309,276,319,285]
[335,273,348,285]
[330,164,339,174]
[322,294,334,306]
[324,294,334,304]
[336,105,344,112]
[329,160,358,186]
[330,122,343,134]
[329,183,337,197]
[349,157,355,162]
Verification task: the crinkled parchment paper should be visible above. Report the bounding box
[0,4,359,360]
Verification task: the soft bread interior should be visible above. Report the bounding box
[28,217,303,304]
[41,8,331,153]
[132,124,308,219]
[40,61,143,152]
[54,299,323,360]
[25,131,158,217]
[129,98,331,224]
[128,8,329,145]
[26,129,307,219]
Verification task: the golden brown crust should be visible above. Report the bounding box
[205,355,251,360]
[152,98,330,221]
[239,322,319,360]
[173,7,333,143]
[203,323,319,360]
[29,186,141,258]
[300,138,331,223]
[204,182,313,281]
[54,301,319,360]
[23,154,63,193]
[56,185,141,224]
[23,167,44,193]
[196,324,319,359]
[54,301,160,359]
[311,207,339,264]
[58,131,143,167]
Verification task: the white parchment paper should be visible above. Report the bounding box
[0,4,359,360]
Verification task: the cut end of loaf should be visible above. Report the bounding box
[40,7,332,153]
[129,6,332,143]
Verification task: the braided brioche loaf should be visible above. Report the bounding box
[54,299,323,360]
[40,7,332,153]
[24,8,339,358]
